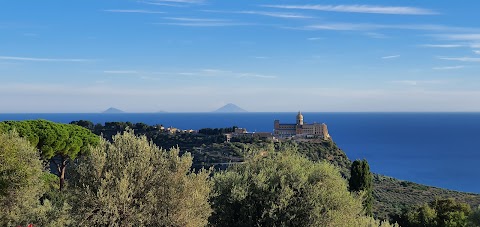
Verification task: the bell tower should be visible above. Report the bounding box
[296,111,304,126]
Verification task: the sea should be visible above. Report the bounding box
[1,112,479,193]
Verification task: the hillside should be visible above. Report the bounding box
[72,120,480,222]
[373,174,480,220]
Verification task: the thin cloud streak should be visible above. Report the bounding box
[252,56,269,59]
[303,23,473,32]
[365,32,388,39]
[144,0,204,4]
[0,56,92,62]
[238,11,312,19]
[382,55,400,59]
[421,44,463,48]
[200,68,277,79]
[104,9,165,14]
[262,4,438,15]
[154,22,247,27]
[438,57,480,62]
[202,9,312,19]
[104,70,139,74]
[433,66,465,70]
[155,17,248,27]
[164,17,228,22]
[391,80,445,86]
[440,34,480,41]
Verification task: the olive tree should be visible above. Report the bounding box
[209,150,377,227]
[0,131,45,226]
[69,131,212,227]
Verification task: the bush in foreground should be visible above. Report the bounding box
[0,132,45,226]
[69,131,212,226]
[209,149,397,226]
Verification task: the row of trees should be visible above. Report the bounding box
[1,120,396,226]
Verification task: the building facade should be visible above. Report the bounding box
[274,112,330,139]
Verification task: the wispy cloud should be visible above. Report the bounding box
[102,68,276,80]
[200,68,276,79]
[151,0,204,3]
[303,23,373,31]
[262,4,438,15]
[303,23,470,32]
[238,11,312,19]
[391,80,445,86]
[155,22,245,27]
[252,56,269,59]
[307,37,323,41]
[382,55,400,59]
[473,50,480,54]
[154,17,247,27]
[438,56,480,62]
[103,70,139,74]
[202,9,311,19]
[163,17,226,22]
[439,34,480,41]
[139,0,204,7]
[364,32,388,39]
[433,65,465,70]
[421,44,463,48]
[0,56,91,62]
[104,9,165,14]
[142,0,204,4]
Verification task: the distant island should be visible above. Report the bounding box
[102,107,125,114]
[213,103,247,113]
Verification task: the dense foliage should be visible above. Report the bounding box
[399,198,475,227]
[0,120,99,190]
[209,148,387,226]
[198,126,237,135]
[3,120,480,226]
[69,131,212,226]
[350,159,374,216]
[0,132,45,226]
[0,132,71,226]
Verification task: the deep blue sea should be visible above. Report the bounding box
[1,112,479,193]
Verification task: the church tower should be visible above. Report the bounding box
[296,111,304,125]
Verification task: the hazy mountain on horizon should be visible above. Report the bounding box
[102,107,125,113]
[213,103,248,113]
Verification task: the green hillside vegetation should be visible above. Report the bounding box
[373,174,480,221]
[2,120,479,226]
[70,120,480,224]
[1,126,400,226]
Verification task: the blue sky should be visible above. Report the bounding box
[1,0,480,112]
